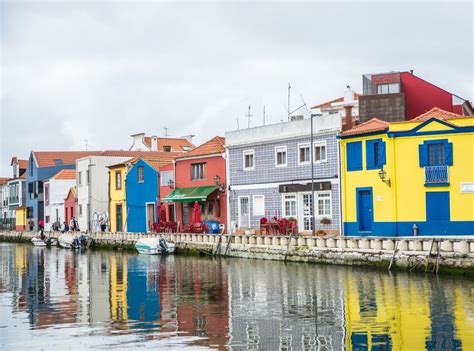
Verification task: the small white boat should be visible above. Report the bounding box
[31,236,58,247]
[58,233,90,249]
[135,237,176,255]
[31,237,47,247]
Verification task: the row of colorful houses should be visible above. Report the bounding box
[1,71,473,236]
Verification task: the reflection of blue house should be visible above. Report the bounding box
[126,158,160,232]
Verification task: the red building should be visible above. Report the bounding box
[158,162,176,222]
[64,186,76,226]
[162,136,227,232]
[359,71,473,123]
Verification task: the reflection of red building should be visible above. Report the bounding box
[162,137,227,232]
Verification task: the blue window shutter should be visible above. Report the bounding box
[366,140,374,169]
[419,144,428,167]
[380,141,386,166]
[347,141,362,171]
[445,142,453,166]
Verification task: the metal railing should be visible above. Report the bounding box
[425,165,449,184]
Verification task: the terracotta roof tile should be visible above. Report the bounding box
[143,137,195,152]
[135,153,178,171]
[412,107,462,121]
[18,160,28,169]
[175,136,225,159]
[33,151,102,167]
[311,93,361,109]
[51,169,76,180]
[340,118,389,137]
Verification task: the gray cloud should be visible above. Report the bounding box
[1,1,472,174]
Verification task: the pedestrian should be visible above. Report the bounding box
[70,216,79,231]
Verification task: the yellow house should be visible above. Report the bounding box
[339,108,474,236]
[108,162,128,232]
[15,207,27,231]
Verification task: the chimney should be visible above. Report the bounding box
[344,85,353,103]
[343,105,353,131]
[130,132,146,151]
[151,136,158,151]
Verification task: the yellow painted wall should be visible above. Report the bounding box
[109,165,127,233]
[15,207,27,229]
[341,117,474,225]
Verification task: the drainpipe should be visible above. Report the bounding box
[225,149,231,234]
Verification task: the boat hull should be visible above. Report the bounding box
[135,238,176,255]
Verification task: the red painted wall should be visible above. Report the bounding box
[400,72,454,119]
[64,191,76,225]
[174,155,227,230]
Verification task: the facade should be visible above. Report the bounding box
[0,178,10,229]
[25,151,101,230]
[129,133,195,152]
[339,108,474,236]
[359,71,473,124]
[226,116,341,234]
[158,162,175,222]
[43,169,76,231]
[64,186,77,227]
[108,163,129,233]
[7,157,27,227]
[162,136,227,231]
[76,153,142,232]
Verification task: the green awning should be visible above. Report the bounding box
[162,186,218,203]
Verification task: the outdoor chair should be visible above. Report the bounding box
[259,217,269,235]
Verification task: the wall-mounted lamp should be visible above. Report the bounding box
[213,175,224,191]
[168,179,175,189]
[378,167,391,187]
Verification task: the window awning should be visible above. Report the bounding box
[162,186,219,203]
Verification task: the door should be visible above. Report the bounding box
[116,204,123,232]
[426,192,450,223]
[169,205,175,222]
[299,193,313,231]
[238,197,250,228]
[358,189,373,232]
[147,203,155,232]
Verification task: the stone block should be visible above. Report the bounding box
[382,239,394,250]
[326,238,336,248]
[441,240,453,252]
[336,239,346,249]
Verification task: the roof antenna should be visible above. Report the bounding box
[84,139,88,151]
[247,105,253,128]
[287,83,291,121]
[164,127,169,137]
[237,118,240,130]
[263,105,266,126]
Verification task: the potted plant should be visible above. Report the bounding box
[320,217,331,225]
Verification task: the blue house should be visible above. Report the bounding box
[126,158,161,232]
[25,151,100,230]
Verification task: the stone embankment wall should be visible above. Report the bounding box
[1,231,473,275]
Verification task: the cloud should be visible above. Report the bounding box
[0,1,472,174]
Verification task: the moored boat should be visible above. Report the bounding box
[58,233,90,250]
[135,237,176,255]
[31,236,58,247]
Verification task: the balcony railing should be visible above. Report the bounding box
[425,165,449,185]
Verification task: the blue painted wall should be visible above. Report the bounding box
[126,159,159,232]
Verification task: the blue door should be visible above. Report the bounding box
[358,189,373,232]
[426,192,450,223]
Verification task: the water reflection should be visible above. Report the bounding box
[0,243,473,350]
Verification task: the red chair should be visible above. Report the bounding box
[279,218,288,235]
[260,217,269,235]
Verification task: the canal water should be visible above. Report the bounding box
[0,243,472,350]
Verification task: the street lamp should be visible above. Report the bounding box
[378,167,391,187]
[213,175,224,192]
[168,179,175,189]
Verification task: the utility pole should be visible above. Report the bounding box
[247,105,253,128]
[263,105,266,126]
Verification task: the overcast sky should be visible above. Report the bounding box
[0,1,472,175]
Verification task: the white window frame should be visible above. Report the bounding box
[275,145,287,168]
[78,172,82,186]
[243,149,255,171]
[298,143,311,165]
[160,170,175,186]
[313,140,327,163]
[252,195,265,216]
[281,193,297,218]
[316,191,332,218]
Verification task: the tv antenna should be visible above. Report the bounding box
[287,83,307,120]
[164,127,169,137]
[84,139,88,151]
[263,105,266,126]
[247,105,253,128]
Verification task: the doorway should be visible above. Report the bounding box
[146,203,155,232]
[238,196,250,228]
[357,188,373,233]
[116,204,123,232]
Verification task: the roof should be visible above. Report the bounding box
[340,118,390,137]
[0,177,10,185]
[98,150,156,157]
[143,137,195,152]
[51,169,76,180]
[10,157,28,169]
[412,107,463,122]
[33,151,102,167]
[311,93,361,109]
[175,136,225,159]
[133,152,180,171]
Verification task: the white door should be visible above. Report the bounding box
[238,197,250,228]
[299,193,313,231]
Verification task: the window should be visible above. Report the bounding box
[275,146,287,167]
[86,170,90,185]
[314,141,327,162]
[346,141,362,171]
[317,192,331,217]
[298,143,311,164]
[377,83,400,94]
[44,184,49,206]
[79,204,83,216]
[163,145,172,152]
[115,171,122,190]
[366,139,386,170]
[191,163,206,180]
[137,166,144,182]
[78,172,82,186]
[283,194,297,217]
[160,171,174,186]
[253,195,265,216]
[428,144,445,166]
[243,150,254,170]
[418,139,453,167]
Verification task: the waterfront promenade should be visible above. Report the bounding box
[1,231,473,274]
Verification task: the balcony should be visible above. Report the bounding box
[425,165,449,186]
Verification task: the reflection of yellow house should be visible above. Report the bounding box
[108,163,128,233]
[15,207,27,231]
[15,245,27,274]
[110,255,128,321]
[344,274,430,350]
[453,288,474,348]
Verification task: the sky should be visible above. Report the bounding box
[0,1,472,175]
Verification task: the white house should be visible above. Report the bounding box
[76,152,146,232]
[129,133,195,152]
[43,169,76,231]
